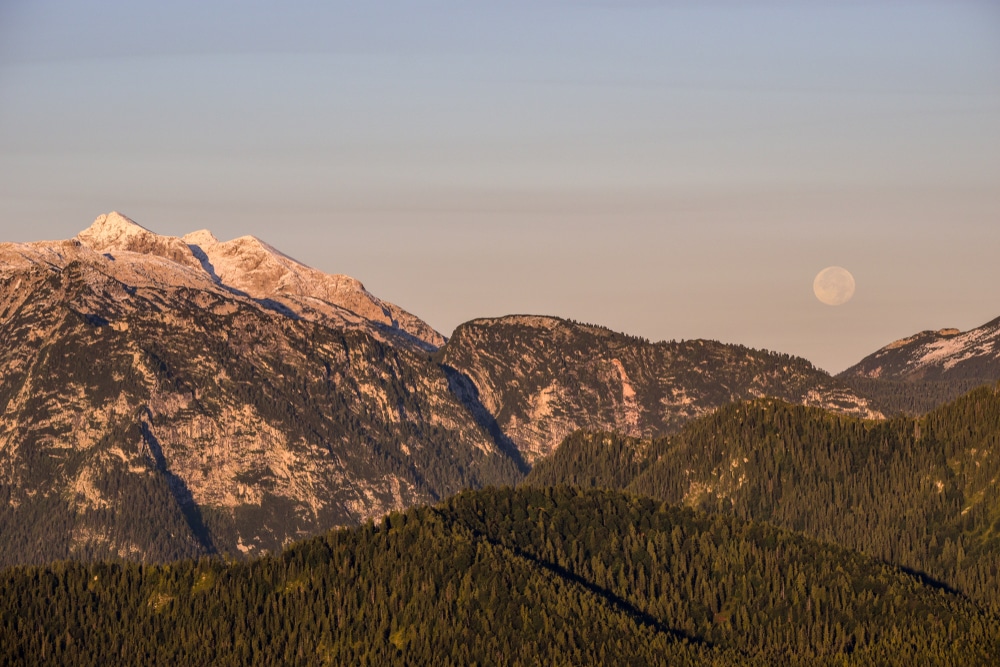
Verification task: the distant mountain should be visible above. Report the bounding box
[0,213,520,564]
[438,315,881,462]
[3,487,997,666]
[842,317,1000,382]
[838,317,1000,414]
[525,383,1000,611]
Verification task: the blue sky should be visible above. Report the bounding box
[1,1,998,371]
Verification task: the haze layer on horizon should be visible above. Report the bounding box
[1,1,998,373]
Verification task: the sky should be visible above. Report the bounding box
[0,1,998,373]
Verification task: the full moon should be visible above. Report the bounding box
[813,266,856,306]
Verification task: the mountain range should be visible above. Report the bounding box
[1,212,998,564]
[4,212,1000,664]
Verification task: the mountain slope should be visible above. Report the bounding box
[523,430,650,490]
[0,214,521,564]
[526,384,1000,610]
[842,317,1000,382]
[438,315,881,462]
[838,317,1000,414]
[2,487,997,666]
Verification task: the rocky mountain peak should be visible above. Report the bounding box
[77,211,152,247]
[46,211,446,350]
[76,211,204,272]
[191,232,362,300]
[180,229,444,348]
[182,229,219,247]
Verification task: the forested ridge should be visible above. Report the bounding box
[837,375,992,416]
[3,486,998,666]
[526,383,1000,613]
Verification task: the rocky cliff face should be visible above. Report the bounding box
[0,213,516,565]
[437,315,881,462]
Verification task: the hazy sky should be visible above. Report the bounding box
[1,1,998,372]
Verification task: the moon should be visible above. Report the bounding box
[813,266,856,306]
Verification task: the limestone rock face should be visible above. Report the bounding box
[0,213,512,565]
[438,316,881,463]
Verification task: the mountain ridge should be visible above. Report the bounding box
[841,316,1000,382]
[837,316,1000,414]
[439,314,882,461]
[39,210,443,350]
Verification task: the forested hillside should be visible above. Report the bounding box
[526,384,1000,612]
[2,487,997,666]
[524,430,650,490]
[837,375,991,416]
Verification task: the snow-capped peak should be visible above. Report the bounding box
[77,212,152,247]
[77,211,204,271]
[67,211,445,350]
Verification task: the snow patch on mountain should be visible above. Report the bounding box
[843,317,1000,381]
[78,212,205,272]
[901,323,1000,373]
[184,230,444,348]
